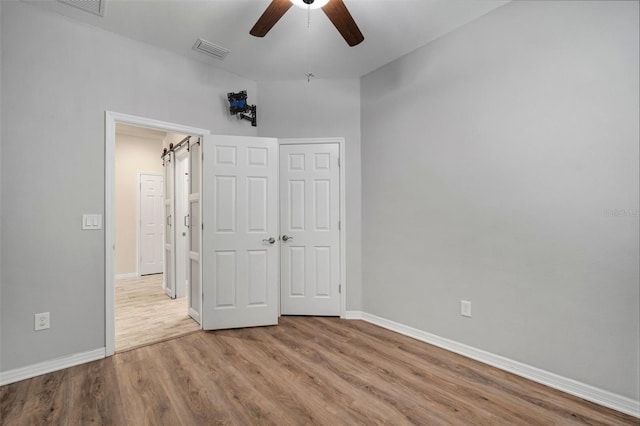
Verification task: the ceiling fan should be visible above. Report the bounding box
[250,0,364,47]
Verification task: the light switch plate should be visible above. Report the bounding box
[82,214,102,230]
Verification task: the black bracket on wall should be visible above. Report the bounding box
[227,90,257,127]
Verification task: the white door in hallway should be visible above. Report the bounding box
[174,149,189,300]
[139,173,164,276]
[163,153,176,298]
[188,137,202,323]
[280,143,341,316]
[201,135,279,329]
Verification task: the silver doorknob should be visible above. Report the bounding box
[262,237,276,244]
[282,235,293,242]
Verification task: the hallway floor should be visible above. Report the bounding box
[115,274,200,352]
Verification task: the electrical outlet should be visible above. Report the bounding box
[461,300,472,318]
[35,312,50,331]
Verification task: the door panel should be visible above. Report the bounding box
[202,135,278,330]
[139,173,164,276]
[174,150,189,299]
[163,153,176,298]
[280,144,340,316]
[188,138,202,323]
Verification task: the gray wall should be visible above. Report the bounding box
[0,1,257,371]
[257,79,362,310]
[361,0,639,400]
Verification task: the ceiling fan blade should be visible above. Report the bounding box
[322,0,364,47]
[250,0,294,37]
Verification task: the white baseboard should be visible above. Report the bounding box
[344,310,364,320]
[115,272,138,280]
[189,308,201,324]
[0,348,106,386]
[348,311,639,418]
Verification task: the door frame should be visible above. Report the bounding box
[137,172,164,277]
[278,138,347,319]
[105,111,210,356]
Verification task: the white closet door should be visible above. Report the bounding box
[163,152,176,299]
[201,135,279,330]
[280,143,340,316]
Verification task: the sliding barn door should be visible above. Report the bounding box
[163,152,176,299]
[188,137,202,323]
[201,135,279,330]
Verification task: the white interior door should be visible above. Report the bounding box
[280,143,341,316]
[202,135,279,330]
[163,152,176,299]
[139,173,164,276]
[188,138,202,323]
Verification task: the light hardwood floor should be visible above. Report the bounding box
[1,316,636,425]
[115,274,200,352]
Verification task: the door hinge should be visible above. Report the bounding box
[339,284,342,294]
[338,220,341,230]
[338,157,341,167]
[202,223,204,230]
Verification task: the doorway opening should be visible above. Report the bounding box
[113,123,199,352]
[106,111,210,356]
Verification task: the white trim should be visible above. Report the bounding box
[105,111,210,357]
[344,310,363,320]
[189,307,201,323]
[0,348,105,386]
[355,312,640,418]
[278,138,347,318]
[115,272,138,280]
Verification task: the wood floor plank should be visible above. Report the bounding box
[227,326,386,425]
[18,369,68,425]
[208,327,377,425]
[114,348,184,425]
[151,337,242,425]
[0,377,29,424]
[294,317,549,424]
[324,317,630,425]
[1,316,637,425]
[269,318,488,425]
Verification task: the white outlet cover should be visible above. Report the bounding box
[35,312,50,331]
[461,300,472,318]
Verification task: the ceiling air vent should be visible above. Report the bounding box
[193,38,230,61]
[57,0,106,16]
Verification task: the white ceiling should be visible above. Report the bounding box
[27,0,509,81]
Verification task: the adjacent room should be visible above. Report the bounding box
[1,0,638,423]
[114,124,199,352]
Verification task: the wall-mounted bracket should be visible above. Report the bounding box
[227,90,257,127]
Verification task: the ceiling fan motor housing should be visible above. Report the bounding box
[303,0,314,4]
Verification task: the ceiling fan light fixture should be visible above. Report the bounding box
[290,0,329,10]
